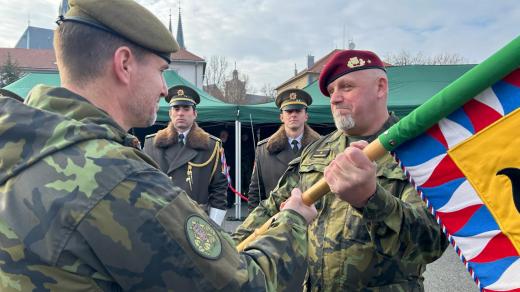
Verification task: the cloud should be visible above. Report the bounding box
[0,0,58,47]
[0,0,518,92]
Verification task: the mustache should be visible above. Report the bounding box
[334,105,352,110]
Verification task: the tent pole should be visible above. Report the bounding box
[234,117,242,219]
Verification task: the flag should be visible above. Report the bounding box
[220,148,233,184]
[377,36,520,291]
[220,148,249,201]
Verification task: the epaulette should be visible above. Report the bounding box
[257,138,269,146]
[209,135,221,143]
[145,133,157,140]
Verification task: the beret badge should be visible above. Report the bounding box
[347,57,369,68]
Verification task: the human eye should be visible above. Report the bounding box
[342,83,353,91]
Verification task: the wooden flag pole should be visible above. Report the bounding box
[236,139,387,252]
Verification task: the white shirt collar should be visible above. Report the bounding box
[288,133,304,147]
[177,128,191,141]
[180,128,191,137]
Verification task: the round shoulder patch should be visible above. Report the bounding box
[185,215,222,260]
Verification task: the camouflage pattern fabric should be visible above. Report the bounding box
[248,125,320,211]
[233,115,449,291]
[0,85,309,291]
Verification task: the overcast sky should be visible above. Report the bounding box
[0,0,518,92]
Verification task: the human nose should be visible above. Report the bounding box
[160,78,168,97]
[329,89,342,104]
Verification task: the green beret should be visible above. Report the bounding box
[61,0,179,63]
[275,88,312,110]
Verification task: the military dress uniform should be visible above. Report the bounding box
[233,50,448,291]
[144,85,228,224]
[0,1,310,291]
[248,89,320,210]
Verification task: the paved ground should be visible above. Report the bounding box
[223,204,479,291]
[424,248,478,291]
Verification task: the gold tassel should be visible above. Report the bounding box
[186,164,193,191]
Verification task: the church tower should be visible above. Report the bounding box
[176,5,186,49]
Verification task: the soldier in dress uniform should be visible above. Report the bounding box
[143,85,228,225]
[248,88,321,210]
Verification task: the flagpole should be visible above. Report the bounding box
[380,35,520,151]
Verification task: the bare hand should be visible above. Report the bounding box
[281,188,317,224]
[323,140,376,208]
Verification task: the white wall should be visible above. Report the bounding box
[170,62,205,89]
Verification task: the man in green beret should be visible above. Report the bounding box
[144,85,228,225]
[0,0,317,290]
[248,88,320,210]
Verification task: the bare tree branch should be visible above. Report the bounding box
[260,83,276,101]
[204,55,229,91]
[384,50,466,65]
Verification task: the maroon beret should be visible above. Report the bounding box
[319,50,386,97]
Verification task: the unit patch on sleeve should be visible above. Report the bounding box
[185,215,222,259]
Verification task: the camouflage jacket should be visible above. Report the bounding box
[248,124,320,210]
[0,86,310,291]
[233,115,449,291]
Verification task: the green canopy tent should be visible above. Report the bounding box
[3,71,238,123]
[239,64,475,124]
[3,72,61,96]
[160,72,238,122]
[4,65,475,124]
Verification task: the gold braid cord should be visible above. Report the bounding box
[186,141,221,190]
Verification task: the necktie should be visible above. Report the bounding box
[291,140,299,153]
[178,133,185,146]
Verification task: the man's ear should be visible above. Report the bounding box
[377,77,388,99]
[279,112,284,123]
[113,46,133,85]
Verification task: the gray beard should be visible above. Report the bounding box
[333,112,355,132]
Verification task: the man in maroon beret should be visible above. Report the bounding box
[234,49,448,290]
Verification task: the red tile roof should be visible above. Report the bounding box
[307,49,342,74]
[0,48,57,71]
[171,48,205,62]
[0,47,205,73]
